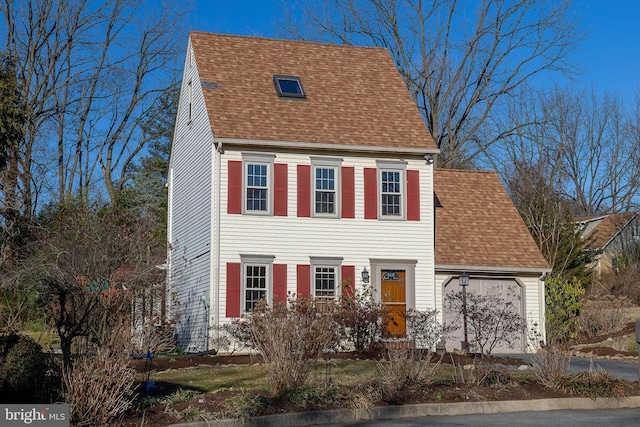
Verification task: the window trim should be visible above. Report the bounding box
[242,153,275,215]
[240,255,275,312]
[310,256,343,302]
[311,157,342,218]
[273,75,306,98]
[187,80,193,124]
[377,160,407,220]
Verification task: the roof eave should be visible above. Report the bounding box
[435,264,551,275]
[214,137,440,156]
[602,212,639,249]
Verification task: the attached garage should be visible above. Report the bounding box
[433,169,550,353]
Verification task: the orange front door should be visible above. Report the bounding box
[381,270,406,337]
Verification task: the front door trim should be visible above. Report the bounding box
[370,259,417,335]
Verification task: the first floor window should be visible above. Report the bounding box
[314,265,337,302]
[245,264,268,311]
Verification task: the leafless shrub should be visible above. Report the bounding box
[377,348,440,387]
[334,281,387,353]
[478,369,516,387]
[378,309,443,387]
[241,297,340,394]
[356,379,399,405]
[599,264,640,303]
[405,308,443,349]
[550,365,631,398]
[131,323,177,355]
[62,348,137,426]
[579,295,631,338]
[531,346,571,385]
[449,353,472,384]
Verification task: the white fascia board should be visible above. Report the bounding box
[214,137,440,156]
[435,264,552,275]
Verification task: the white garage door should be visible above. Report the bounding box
[443,277,524,354]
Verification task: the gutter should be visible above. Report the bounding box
[215,137,440,156]
[435,264,551,275]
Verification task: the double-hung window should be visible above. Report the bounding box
[241,255,274,312]
[315,167,335,214]
[378,161,406,219]
[310,257,342,305]
[311,157,342,218]
[243,154,275,214]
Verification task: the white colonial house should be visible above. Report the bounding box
[167,31,549,353]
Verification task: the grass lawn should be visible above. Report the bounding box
[146,359,381,393]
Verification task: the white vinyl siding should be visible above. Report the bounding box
[217,151,436,327]
[167,41,213,352]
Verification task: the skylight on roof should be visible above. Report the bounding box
[274,75,305,98]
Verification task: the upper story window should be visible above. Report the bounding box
[243,153,275,214]
[315,167,335,214]
[246,164,268,211]
[311,157,342,218]
[381,170,401,216]
[274,75,305,98]
[377,160,406,219]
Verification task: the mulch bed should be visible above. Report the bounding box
[121,349,640,427]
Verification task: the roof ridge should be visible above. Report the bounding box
[188,30,386,51]
[435,168,496,174]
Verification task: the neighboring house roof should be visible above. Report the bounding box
[434,169,549,271]
[581,212,638,250]
[189,32,438,152]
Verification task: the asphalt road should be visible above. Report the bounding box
[328,408,640,426]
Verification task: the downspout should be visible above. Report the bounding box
[214,141,223,345]
[539,272,547,346]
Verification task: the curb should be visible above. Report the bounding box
[168,396,640,427]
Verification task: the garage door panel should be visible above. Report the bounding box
[443,278,524,354]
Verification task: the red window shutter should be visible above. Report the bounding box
[296,264,311,298]
[227,160,242,214]
[274,163,288,216]
[297,165,311,217]
[226,263,241,318]
[341,265,355,298]
[341,166,355,219]
[273,264,287,302]
[364,168,378,219]
[407,169,420,221]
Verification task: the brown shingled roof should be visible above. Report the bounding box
[189,32,437,151]
[585,212,637,249]
[434,169,548,270]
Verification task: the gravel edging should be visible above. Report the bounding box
[167,396,640,427]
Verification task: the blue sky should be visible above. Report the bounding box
[187,0,640,97]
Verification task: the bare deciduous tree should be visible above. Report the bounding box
[0,0,186,268]
[7,201,165,368]
[496,85,640,216]
[278,0,583,167]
